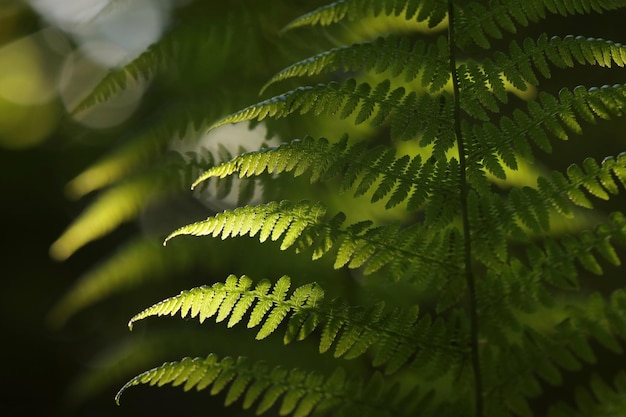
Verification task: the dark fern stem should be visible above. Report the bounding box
[447,2,484,416]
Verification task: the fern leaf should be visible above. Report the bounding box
[65,130,167,199]
[530,154,626,224]
[164,200,327,250]
[246,280,274,328]
[319,304,347,354]
[457,35,626,120]
[457,0,626,49]
[282,0,446,32]
[193,136,452,213]
[468,84,626,170]
[548,372,626,417]
[569,291,626,353]
[255,277,292,339]
[72,17,246,114]
[115,354,345,416]
[71,21,182,113]
[210,79,451,145]
[118,353,428,417]
[51,2,626,414]
[128,275,463,376]
[424,159,462,229]
[128,275,324,339]
[486,288,626,417]
[48,236,208,326]
[66,97,238,199]
[262,36,449,93]
[527,212,626,289]
[50,171,178,261]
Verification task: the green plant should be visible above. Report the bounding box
[52,1,626,416]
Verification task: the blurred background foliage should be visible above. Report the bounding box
[1,0,625,416]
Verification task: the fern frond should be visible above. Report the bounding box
[266,35,626,127]
[193,136,448,211]
[457,0,626,49]
[128,275,323,338]
[459,35,626,116]
[192,136,345,187]
[509,214,625,308]
[568,290,626,353]
[67,327,224,405]
[480,210,626,326]
[71,33,170,113]
[164,200,326,250]
[539,154,626,211]
[498,154,626,237]
[164,197,464,283]
[506,34,626,76]
[66,134,164,200]
[52,143,250,261]
[115,354,341,415]
[476,207,626,296]
[453,39,626,121]
[484,289,626,417]
[548,372,626,417]
[66,100,224,198]
[48,236,208,326]
[50,1,626,415]
[129,275,465,376]
[282,0,448,32]
[466,84,626,169]
[117,355,430,417]
[210,79,454,145]
[72,17,241,114]
[50,171,177,261]
[262,35,449,94]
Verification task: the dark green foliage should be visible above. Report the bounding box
[116,354,434,417]
[52,1,626,416]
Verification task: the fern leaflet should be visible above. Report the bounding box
[263,35,449,93]
[282,0,447,32]
[128,275,465,375]
[210,79,454,146]
[192,136,448,211]
[116,355,431,417]
[456,0,626,49]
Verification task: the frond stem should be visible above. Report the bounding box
[447,1,484,416]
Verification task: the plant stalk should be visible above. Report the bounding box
[447,1,484,416]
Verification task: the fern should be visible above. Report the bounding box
[262,35,450,94]
[164,199,464,283]
[192,135,445,210]
[115,355,344,413]
[49,1,626,417]
[456,0,626,49]
[128,275,464,375]
[116,354,432,417]
[48,236,210,326]
[163,200,327,249]
[282,0,448,32]
[548,372,626,417]
[211,79,455,147]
